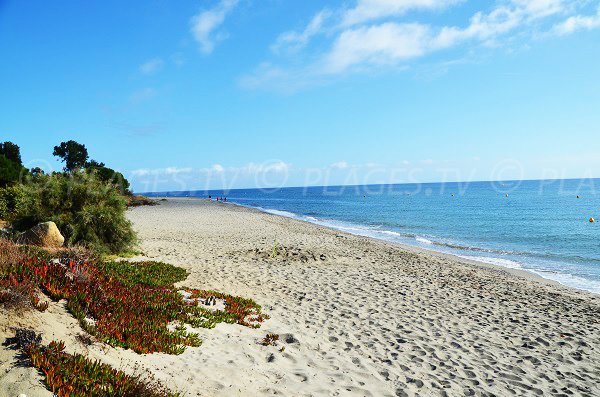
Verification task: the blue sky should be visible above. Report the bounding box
[1,0,599,192]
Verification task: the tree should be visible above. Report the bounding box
[0,141,22,165]
[86,159,105,168]
[53,140,89,172]
[0,155,26,187]
[30,167,45,177]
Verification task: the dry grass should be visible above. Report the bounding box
[0,237,26,268]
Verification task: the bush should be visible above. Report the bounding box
[87,165,130,195]
[0,184,29,220]
[11,172,136,254]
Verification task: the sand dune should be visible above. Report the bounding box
[2,198,599,396]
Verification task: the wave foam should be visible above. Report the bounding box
[416,236,433,245]
[235,202,600,295]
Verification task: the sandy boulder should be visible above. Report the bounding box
[19,221,64,248]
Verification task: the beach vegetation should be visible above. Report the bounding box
[85,159,131,195]
[7,172,136,254]
[271,242,280,258]
[0,183,28,220]
[126,195,159,207]
[3,331,179,397]
[0,140,151,254]
[1,239,268,355]
[184,288,269,329]
[260,333,280,346]
[97,260,189,288]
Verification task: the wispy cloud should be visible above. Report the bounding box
[342,0,465,26]
[323,22,430,73]
[243,0,594,91]
[552,5,600,35]
[139,58,164,75]
[272,10,332,54]
[129,87,157,104]
[190,0,238,54]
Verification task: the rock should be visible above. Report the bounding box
[18,221,64,248]
[0,220,10,239]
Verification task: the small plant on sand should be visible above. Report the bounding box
[270,242,288,258]
[4,331,179,397]
[270,242,279,258]
[184,289,269,329]
[260,333,280,346]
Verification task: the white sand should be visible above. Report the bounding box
[2,198,600,396]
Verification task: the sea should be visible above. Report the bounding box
[143,179,600,294]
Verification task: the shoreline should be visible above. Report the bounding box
[3,197,599,396]
[163,197,593,297]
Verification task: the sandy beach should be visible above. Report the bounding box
[2,198,600,397]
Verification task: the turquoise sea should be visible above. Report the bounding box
[144,179,600,294]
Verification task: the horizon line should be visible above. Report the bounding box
[135,176,600,195]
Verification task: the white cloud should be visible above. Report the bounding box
[510,0,564,19]
[131,169,150,177]
[190,0,238,54]
[342,0,465,26]
[432,6,523,50]
[245,0,589,89]
[272,10,332,53]
[240,161,290,174]
[131,167,193,177]
[330,161,349,170]
[139,58,164,75]
[165,167,193,175]
[212,164,225,173]
[329,0,565,72]
[552,6,600,35]
[324,23,431,73]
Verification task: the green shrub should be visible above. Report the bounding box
[12,172,136,254]
[0,184,29,220]
[87,165,130,195]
